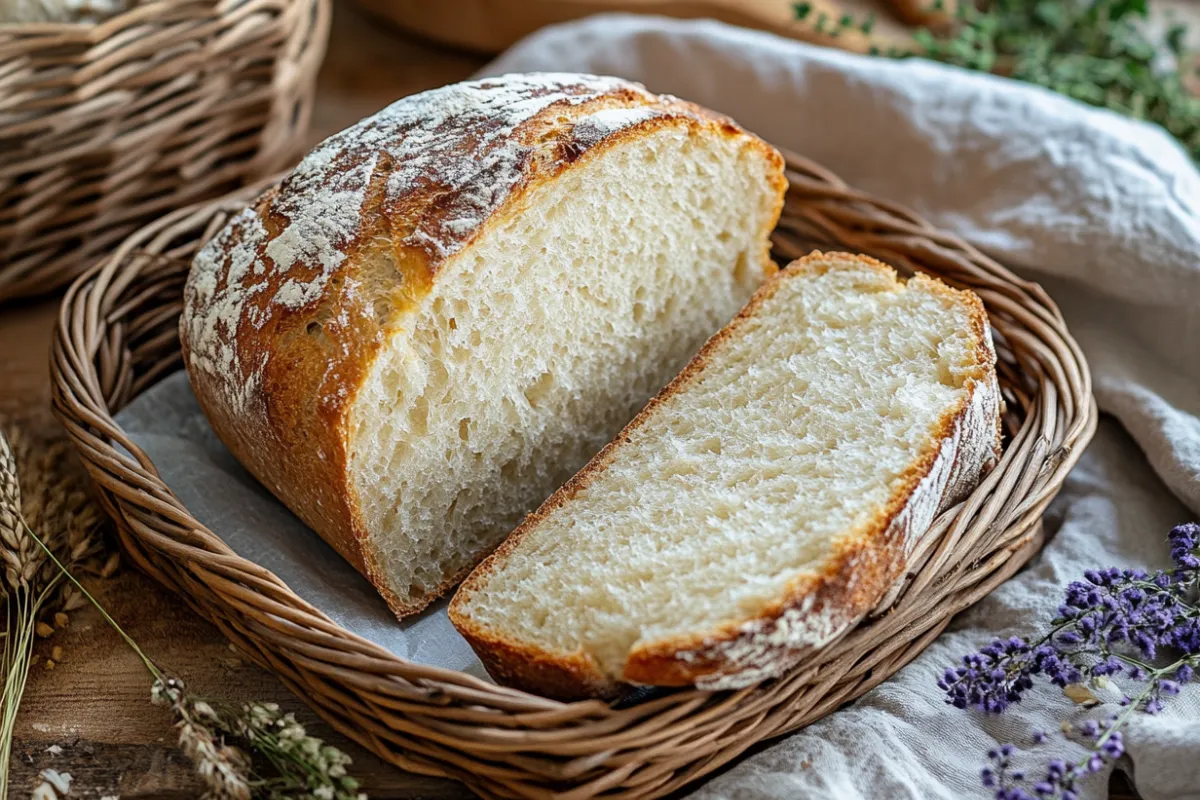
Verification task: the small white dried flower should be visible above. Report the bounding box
[280,721,307,743]
[244,702,275,729]
[39,769,72,794]
[231,700,364,799]
[45,770,71,794]
[190,700,217,721]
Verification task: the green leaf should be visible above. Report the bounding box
[1166,24,1188,57]
[793,2,812,21]
[1107,0,1148,21]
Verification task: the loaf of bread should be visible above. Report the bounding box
[449,253,1003,699]
[181,73,787,618]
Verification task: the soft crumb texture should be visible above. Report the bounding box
[452,255,1000,694]
[350,123,777,605]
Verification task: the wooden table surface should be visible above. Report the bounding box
[4,2,1179,796]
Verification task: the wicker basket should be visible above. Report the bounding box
[51,151,1097,800]
[0,0,331,304]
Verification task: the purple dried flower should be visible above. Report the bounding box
[1169,523,1200,570]
[1139,675,1187,714]
[1100,732,1124,759]
[941,637,1038,712]
[1033,644,1083,688]
[1166,618,1200,655]
[1053,566,1196,662]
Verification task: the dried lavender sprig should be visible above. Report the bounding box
[941,525,1200,715]
[980,666,1193,800]
[942,522,1200,800]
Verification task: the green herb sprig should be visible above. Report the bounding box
[797,0,1200,163]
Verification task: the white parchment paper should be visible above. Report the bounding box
[115,372,489,680]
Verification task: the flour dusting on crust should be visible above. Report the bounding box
[570,106,663,148]
[185,207,270,414]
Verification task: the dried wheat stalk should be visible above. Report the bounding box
[0,413,110,797]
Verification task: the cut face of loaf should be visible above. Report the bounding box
[180,73,787,617]
[449,253,1003,699]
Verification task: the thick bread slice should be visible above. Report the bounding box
[449,253,1002,699]
[181,73,787,618]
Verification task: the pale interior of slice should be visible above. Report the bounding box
[347,124,780,608]
[457,262,984,677]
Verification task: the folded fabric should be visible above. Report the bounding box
[483,14,1200,800]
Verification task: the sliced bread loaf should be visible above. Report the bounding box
[449,253,1002,699]
[181,74,786,618]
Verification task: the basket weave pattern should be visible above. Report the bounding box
[0,0,331,304]
[51,152,1097,800]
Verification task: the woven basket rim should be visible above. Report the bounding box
[50,149,1099,799]
[1,0,265,35]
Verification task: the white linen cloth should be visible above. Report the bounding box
[114,14,1200,800]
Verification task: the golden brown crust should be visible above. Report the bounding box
[450,252,1002,699]
[181,73,786,619]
